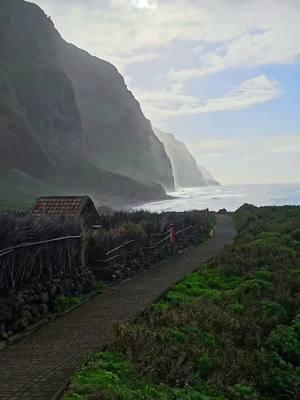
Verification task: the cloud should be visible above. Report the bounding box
[266,144,300,154]
[190,138,240,152]
[34,0,300,71]
[131,0,157,9]
[193,134,300,184]
[135,75,281,121]
[32,0,294,128]
[169,28,300,82]
[262,135,300,155]
[199,152,222,158]
[193,134,300,159]
[111,52,159,73]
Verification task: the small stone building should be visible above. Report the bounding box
[30,196,100,227]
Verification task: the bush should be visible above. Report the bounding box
[266,315,300,364]
[229,384,258,400]
[195,353,214,378]
[54,295,83,314]
[291,228,300,241]
[65,205,300,400]
[116,222,147,243]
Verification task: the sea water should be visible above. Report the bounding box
[134,183,300,212]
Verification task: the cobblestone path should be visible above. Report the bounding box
[0,215,236,400]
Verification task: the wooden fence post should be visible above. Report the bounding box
[170,224,176,245]
[81,236,86,269]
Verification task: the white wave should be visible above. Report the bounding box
[135,184,300,212]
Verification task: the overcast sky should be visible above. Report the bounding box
[33,0,300,184]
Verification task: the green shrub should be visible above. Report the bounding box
[116,222,147,242]
[65,205,300,400]
[262,351,300,396]
[229,303,245,315]
[95,281,105,294]
[290,228,300,241]
[165,328,187,344]
[164,270,243,307]
[148,302,171,314]
[182,326,217,348]
[54,295,82,314]
[266,315,300,364]
[261,301,287,323]
[64,352,224,400]
[195,353,214,378]
[253,269,271,281]
[229,384,258,400]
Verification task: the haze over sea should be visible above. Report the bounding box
[135,183,300,213]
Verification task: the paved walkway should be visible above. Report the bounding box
[0,215,236,400]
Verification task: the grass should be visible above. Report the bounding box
[162,269,244,307]
[53,281,104,314]
[64,204,300,400]
[64,352,225,400]
[54,295,85,314]
[95,281,106,294]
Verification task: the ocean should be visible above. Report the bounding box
[134,183,300,212]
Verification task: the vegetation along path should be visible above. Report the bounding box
[0,215,236,400]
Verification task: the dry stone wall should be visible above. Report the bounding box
[0,209,212,341]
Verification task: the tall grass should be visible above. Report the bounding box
[0,214,81,290]
[0,214,80,251]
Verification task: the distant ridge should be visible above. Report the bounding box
[198,164,221,186]
[154,128,220,188]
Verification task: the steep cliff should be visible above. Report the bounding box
[154,128,220,188]
[0,104,50,177]
[198,164,221,186]
[154,128,206,188]
[0,0,174,209]
[0,0,83,165]
[56,43,174,190]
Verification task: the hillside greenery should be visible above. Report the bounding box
[64,204,300,400]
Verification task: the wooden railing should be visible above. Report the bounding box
[0,222,208,289]
[0,235,82,290]
[96,224,195,263]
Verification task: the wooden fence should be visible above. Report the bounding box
[0,218,210,289]
[0,235,81,290]
[96,224,195,264]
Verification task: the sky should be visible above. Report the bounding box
[33,0,300,184]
